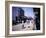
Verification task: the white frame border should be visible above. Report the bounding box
[9,4,43,34]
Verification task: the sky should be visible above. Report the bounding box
[12,7,35,20]
[22,7,35,18]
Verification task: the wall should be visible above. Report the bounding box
[0,0,46,38]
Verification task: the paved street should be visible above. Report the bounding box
[12,20,36,31]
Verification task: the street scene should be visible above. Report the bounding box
[12,20,36,31]
[12,7,40,31]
